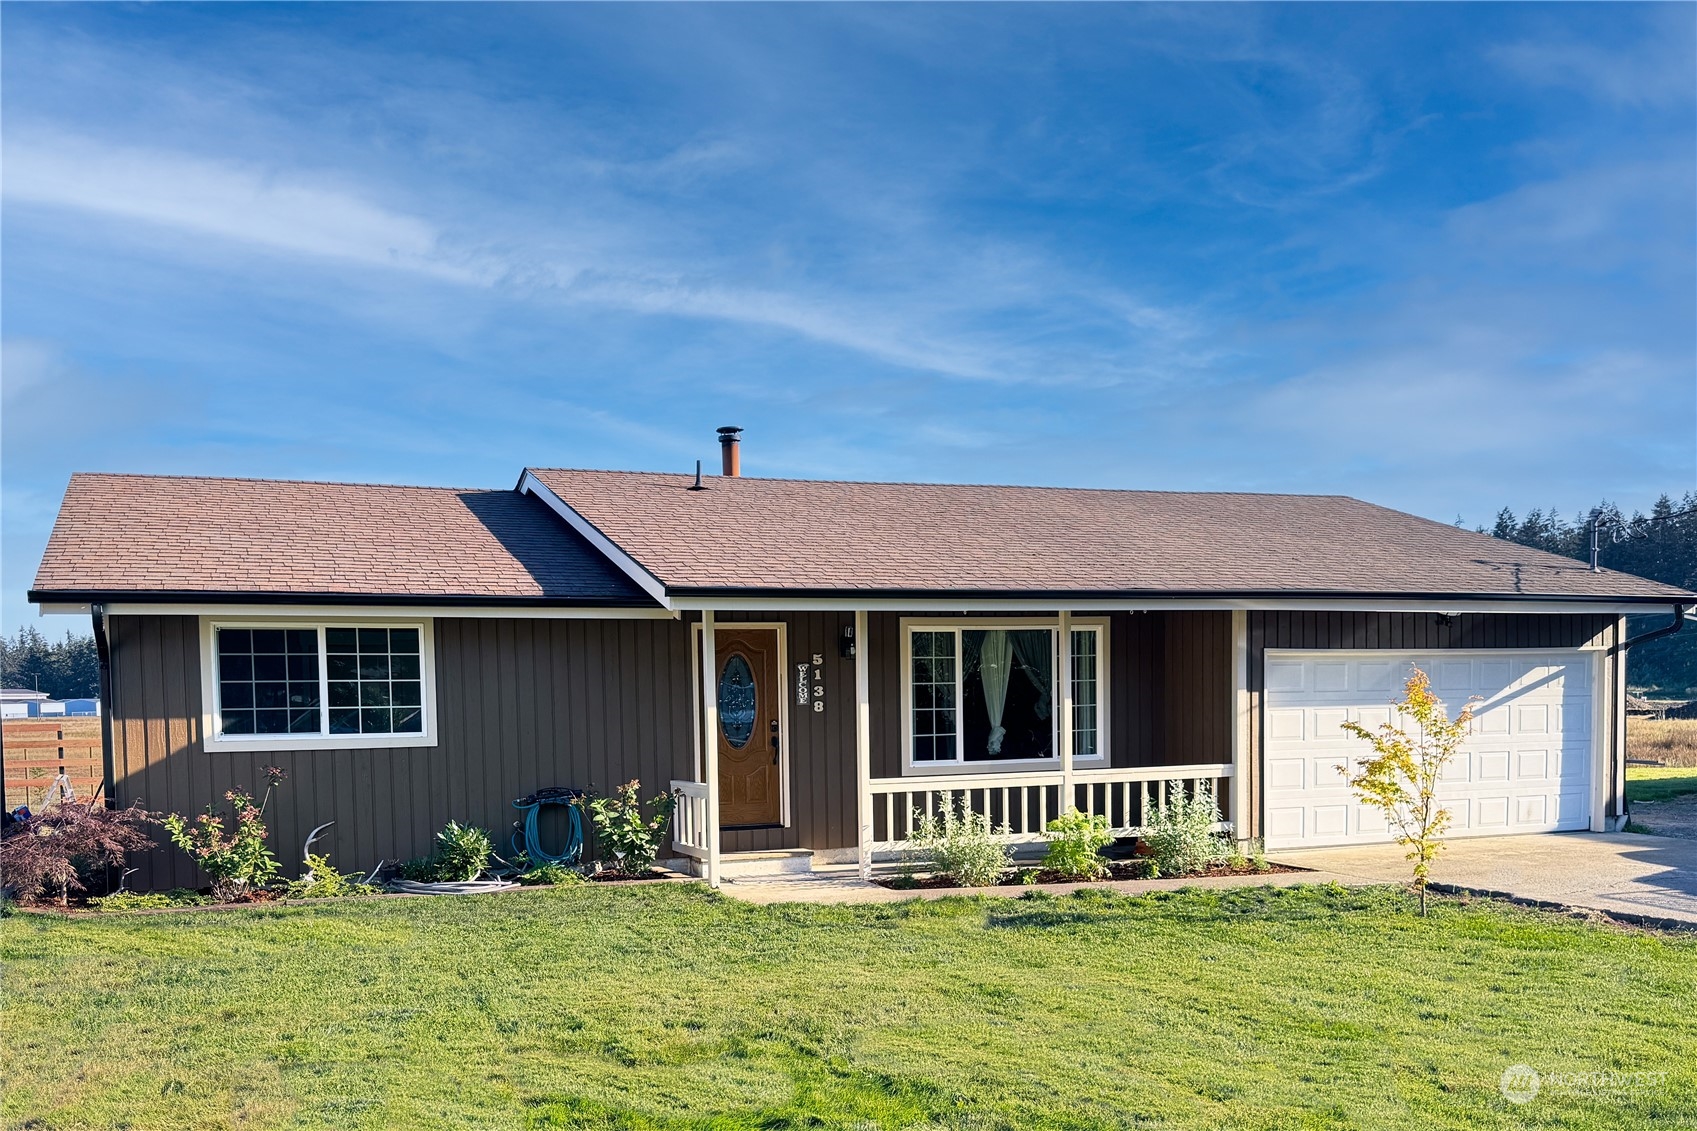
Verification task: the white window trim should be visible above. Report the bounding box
[899,616,1110,775]
[198,616,439,752]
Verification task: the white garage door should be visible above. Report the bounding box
[1263,651,1593,849]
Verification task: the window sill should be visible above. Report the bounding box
[901,757,1108,777]
[204,733,439,753]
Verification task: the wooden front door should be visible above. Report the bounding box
[713,626,783,828]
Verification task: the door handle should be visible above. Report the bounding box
[770,720,779,763]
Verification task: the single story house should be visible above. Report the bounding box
[29,431,1695,889]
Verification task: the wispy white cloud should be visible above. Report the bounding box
[1490,9,1697,109]
[3,134,488,283]
[3,130,1208,388]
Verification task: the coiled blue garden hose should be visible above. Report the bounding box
[511,787,585,865]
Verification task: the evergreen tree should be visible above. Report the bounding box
[1482,492,1697,695]
[0,627,100,699]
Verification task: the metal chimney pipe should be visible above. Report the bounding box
[717,426,743,476]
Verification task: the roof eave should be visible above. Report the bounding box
[26,588,665,610]
[662,585,1695,603]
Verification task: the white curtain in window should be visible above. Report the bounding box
[979,630,1013,755]
[1010,629,1052,720]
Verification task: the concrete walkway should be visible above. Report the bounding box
[715,833,1697,928]
[718,862,1354,905]
[1269,831,1697,928]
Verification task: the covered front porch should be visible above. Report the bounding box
[668,608,1250,887]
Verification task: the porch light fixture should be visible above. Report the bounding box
[840,624,856,658]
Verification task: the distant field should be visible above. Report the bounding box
[1627,718,1697,768]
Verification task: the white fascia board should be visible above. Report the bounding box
[667,595,1676,616]
[97,602,678,620]
[37,603,93,615]
[518,471,673,609]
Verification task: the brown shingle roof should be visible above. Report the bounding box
[30,473,653,605]
[530,468,1695,602]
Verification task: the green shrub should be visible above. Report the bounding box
[578,780,675,874]
[161,770,287,901]
[432,822,493,881]
[906,797,1011,888]
[397,856,441,882]
[1141,780,1230,877]
[396,821,494,883]
[89,889,210,912]
[516,861,582,886]
[284,853,380,899]
[1042,808,1113,880]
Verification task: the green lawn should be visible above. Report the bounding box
[1627,764,1697,804]
[4,884,1695,1130]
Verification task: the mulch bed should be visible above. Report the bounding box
[587,869,669,883]
[876,859,1302,891]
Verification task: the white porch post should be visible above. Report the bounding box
[854,609,873,880]
[699,610,722,887]
[1058,609,1074,814]
[1230,609,1251,845]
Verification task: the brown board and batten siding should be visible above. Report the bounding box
[1243,611,1624,838]
[109,614,701,891]
[106,607,1626,886]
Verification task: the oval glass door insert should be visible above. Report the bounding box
[718,653,757,748]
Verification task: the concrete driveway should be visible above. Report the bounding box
[1270,832,1697,928]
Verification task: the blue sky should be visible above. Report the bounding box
[3,2,1694,632]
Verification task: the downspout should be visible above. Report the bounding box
[1613,603,1689,830]
[91,604,116,810]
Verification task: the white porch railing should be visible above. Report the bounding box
[671,779,710,860]
[866,762,1234,854]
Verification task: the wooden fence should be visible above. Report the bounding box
[2,717,104,811]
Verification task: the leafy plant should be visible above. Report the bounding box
[398,822,494,883]
[906,796,1011,888]
[89,889,211,912]
[0,801,157,906]
[516,861,582,887]
[1338,667,1476,915]
[161,767,287,902]
[162,790,281,901]
[1141,780,1230,878]
[432,821,494,882]
[578,780,676,874]
[285,853,380,899]
[1042,808,1113,880]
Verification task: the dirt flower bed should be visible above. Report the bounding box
[877,858,1302,891]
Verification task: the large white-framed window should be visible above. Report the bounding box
[199,618,438,751]
[900,617,1108,773]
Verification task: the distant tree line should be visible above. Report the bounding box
[0,627,100,701]
[1483,492,1697,696]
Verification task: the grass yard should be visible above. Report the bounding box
[4,884,1695,1131]
[1627,764,1697,804]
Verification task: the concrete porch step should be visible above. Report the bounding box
[718,849,814,880]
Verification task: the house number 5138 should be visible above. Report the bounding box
[811,653,825,713]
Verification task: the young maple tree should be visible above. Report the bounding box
[1338,667,1477,915]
